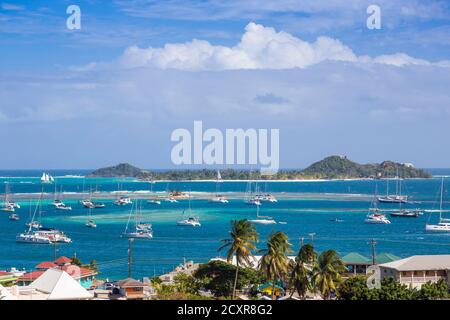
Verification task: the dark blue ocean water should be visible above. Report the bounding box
[1,170,449,280]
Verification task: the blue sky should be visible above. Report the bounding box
[1,0,450,169]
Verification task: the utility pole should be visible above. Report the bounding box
[308,233,316,246]
[299,237,304,248]
[371,239,377,265]
[128,238,134,278]
[53,240,57,261]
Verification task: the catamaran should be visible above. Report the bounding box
[17,194,72,244]
[81,189,105,209]
[49,186,72,210]
[177,216,201,227]
[114,196,132,206]
[177,194,201,227]
[365,185,391,224]
[85,207,97,228]
[249,205,276,225]
[426,177,450,232]
[364,212,391,224]
[122,201,153,238]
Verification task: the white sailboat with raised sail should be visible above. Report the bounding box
[40,172,54,184]
[210,170,228,203]
[426,177,450,232]
[123,201,153,238]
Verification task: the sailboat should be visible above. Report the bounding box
[365,184,391,224]
[40,172,54,184]
[210,170,228,203]
[81,188,105,208]
[426,177,450,232]
[378,173,408,203]
[249,204,276,225]
[17,193,72,244]
[177,192,201,227]
[147,179,161,205]
[85,207,97,228]
[52,186,72,211]
[244,172,261,206]
[25,200,42,228]
[122,201,153,238]
[1,183,19,212]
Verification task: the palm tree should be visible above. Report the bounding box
[219,219,259,299]
[259,231,292,300]
[312,249,347,299]
[290,244,318,299]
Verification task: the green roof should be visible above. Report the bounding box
[342,252,371,264]
[376,253,401,264]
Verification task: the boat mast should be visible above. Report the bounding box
[439,177,444,221]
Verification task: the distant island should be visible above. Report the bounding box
[89,156,432,180]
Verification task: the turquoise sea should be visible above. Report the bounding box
[1,169,450,280]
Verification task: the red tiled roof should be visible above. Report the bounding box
[0,271,12,276]
[54,256,72,265]
[35,261,58,269]
[17,270,45,282]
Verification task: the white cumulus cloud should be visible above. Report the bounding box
[117,22,447,71]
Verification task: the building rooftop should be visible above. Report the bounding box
[54,256,72,265]
[376,253,401,264]
[116,278,144,288]
[342,252,371,264]
[36,261,58,270]
[379,255,450,271]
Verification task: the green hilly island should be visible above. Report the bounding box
[89,156,432,180]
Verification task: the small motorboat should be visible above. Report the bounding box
[85,220,97,228]
[246,198,261,206]
[49,199,64,207]
[55,203,72,211]
[210,196,229,203]
[9,213,20,221]
[26,221,43,229]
